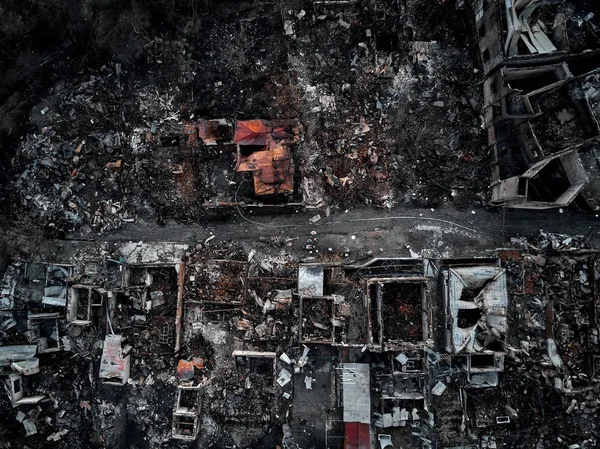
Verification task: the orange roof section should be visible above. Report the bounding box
[235,145,294,195]
[233,119,296,146]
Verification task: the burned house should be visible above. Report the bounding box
[201,118,302,207]
[372,351,432,449]
[222,350,282,423]
[233,350,277,386]
[486,63,600,208]
[364,260,433,351]
[120,262,184,352]
[298,264,354,345]
[185,258,246,306]
[475,0,600,209]
[234,119,298,197]
[443,261,507,386]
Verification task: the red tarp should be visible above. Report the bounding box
[344,422,370,449]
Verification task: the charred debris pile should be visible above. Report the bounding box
[2,0,489,239]
[0,235,598,448]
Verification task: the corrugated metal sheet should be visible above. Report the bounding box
[342,363,370,424]
[344,422,370,449]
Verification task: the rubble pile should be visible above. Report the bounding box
[1,232,600,448]
[289,0,488,209]
[4,0,495,239]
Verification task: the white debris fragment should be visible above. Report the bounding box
[297,346,310,368]
[395,353,408,365]
[431,381,447,396]
[339,19,350,28]
[284,20,295,36]
[276,368,292,387]
[304,376,313,390]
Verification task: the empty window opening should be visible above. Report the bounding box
[175,416,196,435]
[518,177,527,196]
[471,354,495,368]
[478,23,487,38]
[13,377,22,393]
[369,283,381,344]
[160,135,180,146]
[457,308,483,328]
[239,145,267,157]
[179,390,198,409]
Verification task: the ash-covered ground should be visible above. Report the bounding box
[1,0,600,449]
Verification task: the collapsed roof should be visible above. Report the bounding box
[444,265,508,355]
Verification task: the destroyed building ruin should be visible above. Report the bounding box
[474,0,600,209]
[1,231,600,448]
[443,261,508,386]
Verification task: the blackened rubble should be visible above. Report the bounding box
[0,227,599,448]
[3,0,494,240]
